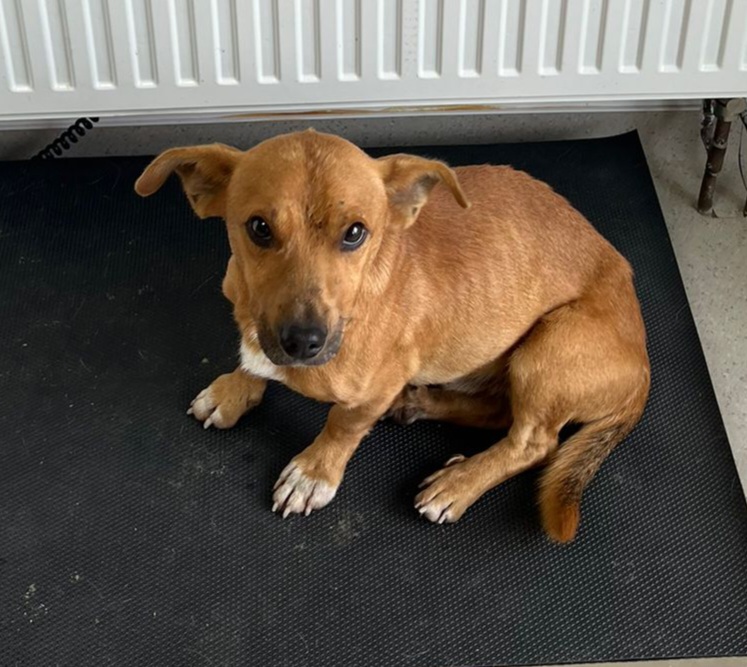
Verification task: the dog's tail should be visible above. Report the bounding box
[538,403,646,543]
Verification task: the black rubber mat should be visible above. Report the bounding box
[1,132,746,667]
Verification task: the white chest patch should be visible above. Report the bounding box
[240,336,286,382]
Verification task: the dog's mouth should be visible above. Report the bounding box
[257,321,344,368]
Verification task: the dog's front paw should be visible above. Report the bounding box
[415,454,481,524]
[187,371,261,429]
[272,460,338,518]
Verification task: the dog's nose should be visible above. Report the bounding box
[279,323,328,360]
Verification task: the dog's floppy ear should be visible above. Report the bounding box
[378,154,469,226]
[134,144,241,219]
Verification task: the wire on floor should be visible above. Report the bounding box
[31,117,100,160]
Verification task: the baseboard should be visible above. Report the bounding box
[0,99,700,131]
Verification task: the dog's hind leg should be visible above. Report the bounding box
[415,275,649,540]
[387,385,511,430]
[415,419,561,524]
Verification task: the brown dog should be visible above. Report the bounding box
[135,130,649,542]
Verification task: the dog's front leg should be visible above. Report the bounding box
[188,367,266,429]
[272,395,395,517]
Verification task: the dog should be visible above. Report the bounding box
[135,130,649,542]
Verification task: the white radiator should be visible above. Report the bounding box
[1,0,746,125]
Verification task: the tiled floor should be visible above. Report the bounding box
[2,110,745,667]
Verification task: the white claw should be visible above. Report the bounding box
[188,386,216,424]
[271,502,278,513]
[273,463,294,491]
[271,462,337,518]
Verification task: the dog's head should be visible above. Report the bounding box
[135,130,468,366]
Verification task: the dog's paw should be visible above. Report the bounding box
[188,387,229,429]
[414,454,480,524]
[187,372,259,429]
[272,460,338,518]
[385,385,429,425]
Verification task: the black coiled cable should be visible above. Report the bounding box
[32,117,100,160]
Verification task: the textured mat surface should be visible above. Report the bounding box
[1,132,746,667]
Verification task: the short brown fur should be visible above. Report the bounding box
[136,130,650,542]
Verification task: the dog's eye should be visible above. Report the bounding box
[341,222,367,251]
[247,216,273,248]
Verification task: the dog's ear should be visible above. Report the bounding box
[134,144,241,219]
[378,154,469,225]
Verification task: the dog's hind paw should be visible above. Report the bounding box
[385,385,429,425]
[272,461,338,518]
[414,454,478,524]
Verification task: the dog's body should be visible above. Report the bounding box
[136,131,649,542]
